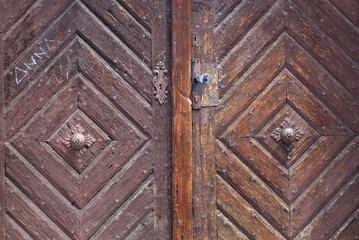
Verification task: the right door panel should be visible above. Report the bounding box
[192,0,359,239]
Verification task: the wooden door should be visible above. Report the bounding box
[0,0,172,239]
[191,0,359,239]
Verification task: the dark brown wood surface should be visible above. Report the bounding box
[1,0,171,239]
[192,0,359,239]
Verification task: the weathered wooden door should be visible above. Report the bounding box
[0,0,171,239]
[190,0,359,239]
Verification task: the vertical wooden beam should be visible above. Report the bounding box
[172,0,193,239]
[152,0,172,239]
[0,0,5,237]
[193,108,217,239]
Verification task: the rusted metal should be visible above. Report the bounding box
[63,124,95,154]
[192,58,209,109]
[153,61,168,105]
[271,118,303,150]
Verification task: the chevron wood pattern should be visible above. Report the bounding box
[192,0,359,239]
[1,0,171,239]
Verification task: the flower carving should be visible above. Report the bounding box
[271,118,304,151]
[63,124,95,156]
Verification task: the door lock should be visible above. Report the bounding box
[192,58,209,109]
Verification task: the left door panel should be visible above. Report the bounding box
[1,0,172,239]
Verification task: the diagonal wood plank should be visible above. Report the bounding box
[79,145,153,239]
[78,76,148,140]
[5,215,34,240]
[216,36,285,133]
[291,136,359,237]
[5,145,79,239]
[286,37,359,133]
[2,0,37,33]
[212,0,242,26]
[330,0,359,27]
[292,0,359,62]
[217,210,250,240]
[77,38,152,130]
[220,72,286,138]
[221,138,290,202]
[212,0,277,61]
[217,176,286,240]
[118,0,153,31]
[4,20,76,106]
[286,73,353,136]
[123,212,154,240]
[91,177,154,239]
[3,0,73,69]
[289,136,352,203]
[286,2,359,99]
[216,141,290,238]
[10,141,79,206]
[81,0,152,67]
[6,180,71,240]
[5,40,78,137]
[331,207,359,240]
[294,170,359,240]
[218,0,285,96]
[76,2,153,103]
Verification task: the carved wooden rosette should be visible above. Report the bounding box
[153,61,168,104]
[63,124,96,156]
[271,118,304,151]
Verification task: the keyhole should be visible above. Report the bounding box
[159,84,162,90]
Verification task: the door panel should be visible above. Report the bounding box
[1,1,171,239]
[192,0,359,239]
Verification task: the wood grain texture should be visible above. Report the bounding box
[5,215,34,240]
[216,36,286,134]
[213,0,276,61]
[0,1,5,237]
[90,177,154,239]
[6,180,71,240]
[294,170,359,240]
[291,136,359,237]
[218,0,285,96]
[3,1,171,238]
[286,37,359,133]
[81,0,152,67]
[151,1,172,239]
[286,2,359,100]
[3,0,73,69]
[2,0,37,33]
[331,208,359,240]
[217,210,250,240]
[216,141,290,238]
[195,0,359,238]
[172,0,192,239]
[292,0,359,63]
[193,108,216,240]
[217,176,285,240]
[330,0,359,27]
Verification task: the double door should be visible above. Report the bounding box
[1,0,358,239]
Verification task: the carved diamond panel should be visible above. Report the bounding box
[3,2,158,238]
[47,110,111,173]
[256,104,320,168]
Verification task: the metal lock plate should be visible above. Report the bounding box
[192,58,210,109]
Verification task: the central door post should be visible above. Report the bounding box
[172,0,193,239]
